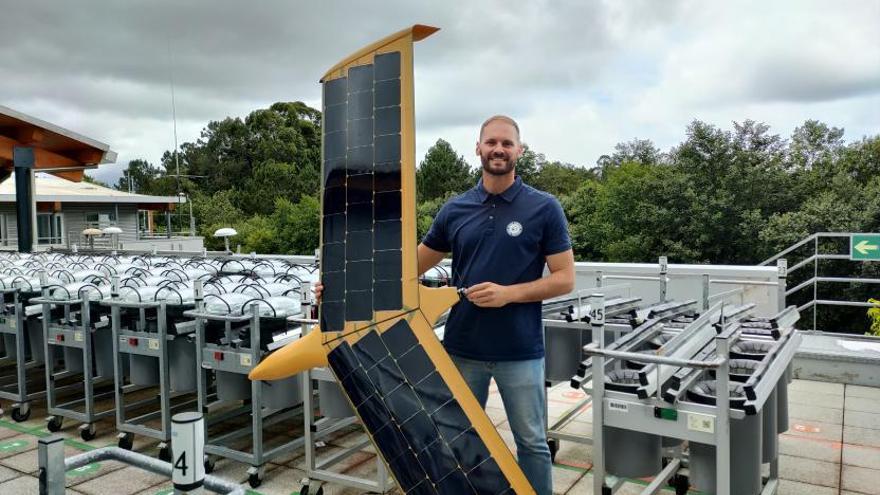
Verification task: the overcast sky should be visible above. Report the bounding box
[2,0,878,185]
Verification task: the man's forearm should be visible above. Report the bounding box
[506,270,574,303]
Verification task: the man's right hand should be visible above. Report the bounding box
[313,281,323,303]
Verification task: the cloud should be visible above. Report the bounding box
[0,0,876,185]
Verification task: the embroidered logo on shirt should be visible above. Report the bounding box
[506,221,523,237]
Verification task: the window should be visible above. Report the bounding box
[37,213,63,245]
[85,211,116,229]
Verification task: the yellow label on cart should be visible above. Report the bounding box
[240,354,252,367]
[148,339,160,350]
[74,331,83,342]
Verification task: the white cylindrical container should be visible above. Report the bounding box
[171,411,205,492]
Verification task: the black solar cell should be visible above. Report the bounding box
[374,51,401,81]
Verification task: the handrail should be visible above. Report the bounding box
[759,233,819,266]
[766,232,880,332]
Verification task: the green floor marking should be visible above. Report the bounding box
[67,462,101,477]
[0,438,29,452]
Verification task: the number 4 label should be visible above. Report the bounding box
[174,452,188,477]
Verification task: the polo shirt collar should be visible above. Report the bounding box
[475,176,524,203]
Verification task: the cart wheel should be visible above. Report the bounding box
[158,446,172,462]
[602,485,612,495]
[204,456,215,474]
[11,406,31,423]
[47,416,63,432]
[248,472,263,488]
[314,487,324,495]
[300,485,309,495]
[117,433,134,450]
[547,438,559,463]
[80,424,96,441]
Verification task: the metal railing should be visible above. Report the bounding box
[760,232,880,331]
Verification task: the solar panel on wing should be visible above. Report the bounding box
[249,25,534,495]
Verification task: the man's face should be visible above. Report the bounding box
[476,120,523,177]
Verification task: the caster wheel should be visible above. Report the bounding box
[158,446,172,462]
[118,433,134,450]
[47,416,63,432]
[248,472,262,488]
[11,406,31,423]
[547,438,559,463]
[204,456,215,474]
[301,486,309,495]
[80,424,96,441]
[315,487,324,495]
[602,486,612,495]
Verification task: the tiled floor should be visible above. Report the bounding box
[0,379,877,494]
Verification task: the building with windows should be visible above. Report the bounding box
[0,173,203,251]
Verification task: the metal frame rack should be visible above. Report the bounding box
[104,295,200,461]
[186,284,306,489]
[291,302,396,495]
[582,288,800,495]
[0,287,45,421]
[34,289,116,441]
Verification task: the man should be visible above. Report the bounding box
[318,115,574,494]
[418,115,574,495]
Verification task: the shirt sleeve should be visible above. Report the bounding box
[542,197,572,256]
[421,204,452,253]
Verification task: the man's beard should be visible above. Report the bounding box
[481,153,515,176]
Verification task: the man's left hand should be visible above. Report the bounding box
[465,282,513,308]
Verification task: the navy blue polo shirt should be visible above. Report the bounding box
[422,176,571,361]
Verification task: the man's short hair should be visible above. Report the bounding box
[479,115,521,141]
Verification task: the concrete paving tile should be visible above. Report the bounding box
[790,390,844,409]
[846,395,880,414]
[550,463,587,494]
[65,459,129,488]
[567,474,677,495]
[788,403,843,424]
[785,418,843,443]
[845,410,880,430]
[0,425,23,441]
[75,465,169,495]
[848,385,880,400]
[209,456,281,484]
[133,482,172,494]
[554,439,593,467]
[0,464,18,483]
[843,443,880,470]
[0,474,39,494]
[2,443,85,474]
[841,464,880,494]
[246,464,308,495]
[559,417,594,438]
[779,434,841,463]
[845,425,880,449]
[777,479,837,495]
[790,380,845,396]
[0,433,37,460]
[778,454,839,488]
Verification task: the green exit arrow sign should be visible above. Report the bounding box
[851,234,880,261]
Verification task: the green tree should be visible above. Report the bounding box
[531,161,595,198]
[417,139,473,202]
[271,196,321,255]
[514,144,544,184]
